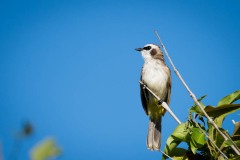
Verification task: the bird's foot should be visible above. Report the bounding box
[158,99,163,105]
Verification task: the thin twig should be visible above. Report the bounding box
[160,150,173,160]
[154,30,240,155]
[139,81,181,124]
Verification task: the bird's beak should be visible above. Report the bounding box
[135,48,143,51]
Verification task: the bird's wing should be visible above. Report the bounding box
[140,76,149,115]
[140,84,149,115]
[166,67,172,105]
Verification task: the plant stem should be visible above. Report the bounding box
[160,150,173,159]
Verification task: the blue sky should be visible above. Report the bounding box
[0,0,240,159]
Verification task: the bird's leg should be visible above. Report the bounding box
[158,99,163,105]
[142,84,146,90]
[142,84,148,102]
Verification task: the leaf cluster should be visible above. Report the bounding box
[163,90,240,160]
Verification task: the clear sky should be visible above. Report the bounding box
[1,0,240,159]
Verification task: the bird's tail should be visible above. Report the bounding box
[147,117,162,151]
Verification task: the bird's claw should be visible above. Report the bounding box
[158,99,163,105]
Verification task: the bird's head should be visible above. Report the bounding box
[135,44,164,62]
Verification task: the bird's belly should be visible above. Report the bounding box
[142,66,168,119]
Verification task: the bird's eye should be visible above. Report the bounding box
[143,46,151,50]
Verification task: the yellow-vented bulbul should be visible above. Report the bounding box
[135,44,171,150]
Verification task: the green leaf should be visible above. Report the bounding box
[190,127,206,154]
[223,139,234,147]
[163,136,181,160]
[189,95,206,115]
[205,104,240,118]
[204,104,240,127]
[172,156,186,160]
[218,90,240,106]
[30,138,61,160]
[171,148,187,157]
[163,122,190,160]
[198,95,207,102]
[171,123,190,142]
[232,122,240,137]
[189,102,205,115]
[190,140,198,154]
[215,128,225,148]
[192,128,206,146]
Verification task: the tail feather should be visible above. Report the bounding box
[147,118,162,150]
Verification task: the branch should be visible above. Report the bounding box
[154,30,240,155]
[139,81,181,125]
[160,150,173,160]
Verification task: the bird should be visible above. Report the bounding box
[135,44,171,151]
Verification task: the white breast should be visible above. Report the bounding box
[141,60,169,99]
